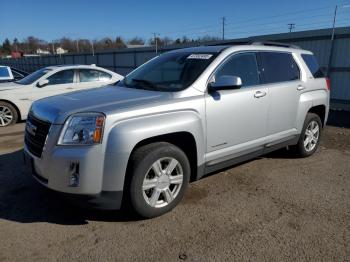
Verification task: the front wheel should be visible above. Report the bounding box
[293,113,322,157]
[127,142,190,218]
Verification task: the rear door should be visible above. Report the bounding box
[258,52,301,141]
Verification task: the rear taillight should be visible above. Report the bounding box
[325,78,331,91]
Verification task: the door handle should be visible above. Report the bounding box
[254,90,266,98]
[297,85,305,91]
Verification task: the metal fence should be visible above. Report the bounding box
[1,27,350,105]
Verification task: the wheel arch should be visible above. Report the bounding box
[308,105,326,127]
[0,99,22,122]
[127,132,198,182]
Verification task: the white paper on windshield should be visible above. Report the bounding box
[187,54,213,59]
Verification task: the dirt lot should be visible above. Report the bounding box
[0,111,349,262]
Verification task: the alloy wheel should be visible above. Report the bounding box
[142,157,184,208]
[0,106,13,127]
[303,120,320,152]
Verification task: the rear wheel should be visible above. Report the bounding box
[0,102,18,127]
[293,113,322,157]
[127,142,190,218]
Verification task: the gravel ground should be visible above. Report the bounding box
[0,111,349,262]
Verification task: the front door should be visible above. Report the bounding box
[205,52,269,161]
[31,69,76,101]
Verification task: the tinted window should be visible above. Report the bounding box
[12,71,22,78]
[215,52,259,87]
[119,52,216,91]
[301,54,324,78]
[99,71,112,81]
[47,70,74,85]
[0,67,11,78]
[16,68,51,85]
[79,69,100,82]
[259,52,300,84]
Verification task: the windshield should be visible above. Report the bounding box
[118,52,217,91]
[16,68,51,85]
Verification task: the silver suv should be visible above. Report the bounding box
[24,42,330,218]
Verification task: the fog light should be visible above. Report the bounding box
[69,162,80,187]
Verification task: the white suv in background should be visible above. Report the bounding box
[0,65,123,126]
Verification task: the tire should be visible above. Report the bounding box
[0,102,18,127]
[127,142,190,218]
[293,113,322,157]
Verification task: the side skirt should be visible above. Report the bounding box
[202,135,299,176]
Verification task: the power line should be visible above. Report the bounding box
[158,5,336,37]
[159,9,337,39]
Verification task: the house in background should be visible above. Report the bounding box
[36,48,50,55]
[56,47,68,54]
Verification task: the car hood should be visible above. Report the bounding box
[31,85,172,124]
[0,82,22,91]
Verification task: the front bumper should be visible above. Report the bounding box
[23,146,123,210]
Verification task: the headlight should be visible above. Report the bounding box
[58,113,105,145]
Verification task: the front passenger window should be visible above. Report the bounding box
[215,53,259,87]
[47,70,74,85]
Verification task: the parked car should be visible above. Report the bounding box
[0,66,29,83]
[24,43,329,218]
[0,64,123,126]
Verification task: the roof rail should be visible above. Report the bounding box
[249,41,301,49]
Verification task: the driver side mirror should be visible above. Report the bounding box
[37,79,49,88]
[208,75,242,92]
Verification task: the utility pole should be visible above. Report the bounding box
[91,41,95,56]
[153,32,159,54]
[287,23,295,33]
[51,42,55,55]
[76,40,80,53]
[222,17,226,40]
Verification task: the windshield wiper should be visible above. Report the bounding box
[131,78,161,91]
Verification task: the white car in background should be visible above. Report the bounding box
[0,65,123,126]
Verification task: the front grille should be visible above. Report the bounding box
[25,114,51,158]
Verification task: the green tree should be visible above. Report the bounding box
[2,38,12,54]
[128,37,145,45]
[115,36,126,49]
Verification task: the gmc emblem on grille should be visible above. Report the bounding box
[26,121,37,136]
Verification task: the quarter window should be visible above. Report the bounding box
[259,52,300,84]
[47,70,74,85]
[301,54,324,78]
[215,52,260,88]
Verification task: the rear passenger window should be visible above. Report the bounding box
[259,52,300,84]
[79,69,99,82]
[79,69,112,82]
[215,52,259,87]
[99,71,112,81]
[301,54,324,78]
